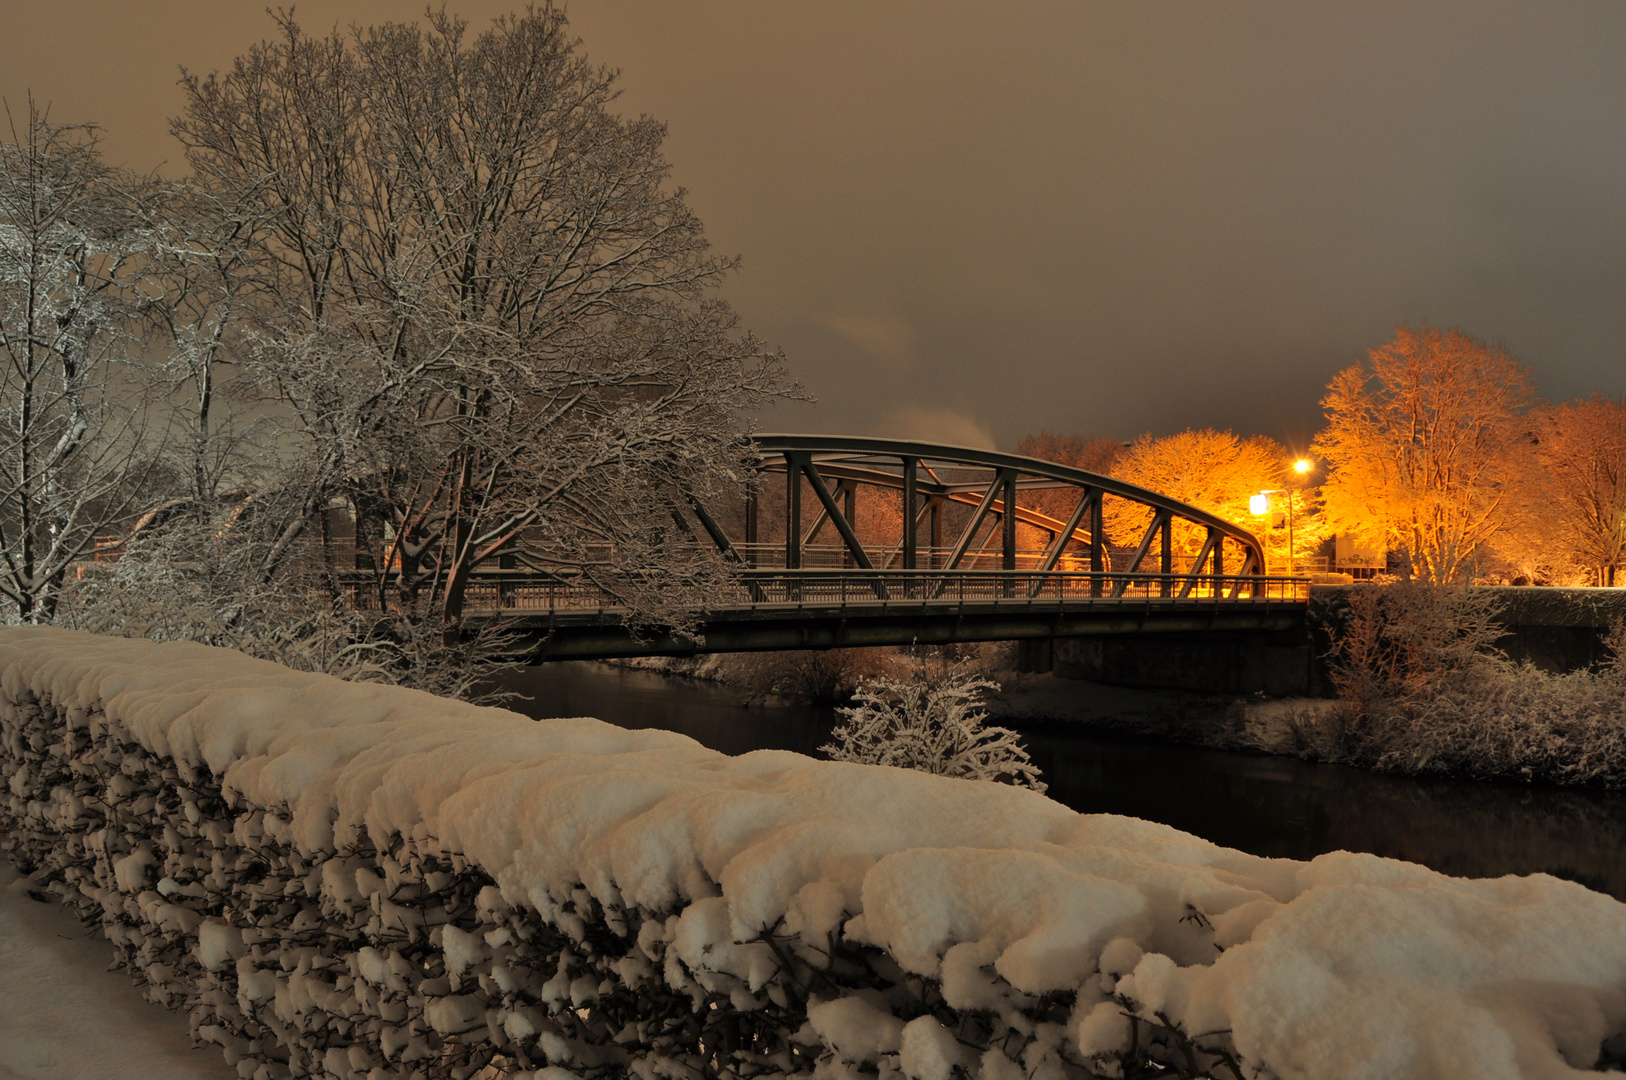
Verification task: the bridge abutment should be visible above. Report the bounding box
[1043,585,1626,699]
[1052,627,1329,697]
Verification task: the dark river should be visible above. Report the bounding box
[494,662,1626,901]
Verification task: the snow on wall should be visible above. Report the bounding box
[1,626,1624,1080]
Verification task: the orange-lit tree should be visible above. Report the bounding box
[1106,428,1310,571]
[1314,326,1536,584]
[1530,396,1626,586]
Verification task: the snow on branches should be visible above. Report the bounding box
[820,669,1047,793]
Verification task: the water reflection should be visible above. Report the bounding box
[494,662,1626,900]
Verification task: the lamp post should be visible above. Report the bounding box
[1250,490,1285,574]
[1254,460,1313,576]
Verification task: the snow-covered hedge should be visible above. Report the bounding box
[1,628,1624,1080]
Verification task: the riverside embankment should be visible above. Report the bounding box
[495,660,1626,900]
[1053,584,1626,697]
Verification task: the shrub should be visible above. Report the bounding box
[721,647,896,704]
[820,669,1047,792]
[1320,583,1626,786]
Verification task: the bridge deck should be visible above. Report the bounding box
[450,571,1309,660]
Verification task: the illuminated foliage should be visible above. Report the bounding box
[1530,396,1626,586]
[1107,428,1310,570]
[1314,326,1536,584]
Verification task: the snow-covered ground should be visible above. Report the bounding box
[3,627,1625,1079]
[0,862,229,1080]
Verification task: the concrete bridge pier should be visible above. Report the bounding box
[1014,638,1054,673]
[1051,627,1327,697]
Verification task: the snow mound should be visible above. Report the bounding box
[3,626,1624,1079]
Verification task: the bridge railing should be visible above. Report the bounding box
[734,570,1306,606]
[434,570,1308,615]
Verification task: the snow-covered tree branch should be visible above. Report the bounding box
[0,102,163,621]
[169,6,800,642]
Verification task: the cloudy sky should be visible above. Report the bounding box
[3,2,1624,452]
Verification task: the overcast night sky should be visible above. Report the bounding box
[2,1,1624,453]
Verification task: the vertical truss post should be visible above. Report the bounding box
[744,491,758,568]
[1089,495,1104,597]
[1001,469,1018,596]
[1001,471,1017,571]
[1159,515,1173,597]
[929,498,942,568]
[902,457,918,571]
[785,454,803,571]
[842,480,857,569]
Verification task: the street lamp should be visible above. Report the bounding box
[1253,460,1315,575]
[1251,486,1301,576]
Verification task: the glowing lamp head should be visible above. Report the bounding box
[1294,458,1314,476]
[1249,493,1270,516]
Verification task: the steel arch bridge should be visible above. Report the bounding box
[456,434,1307,660]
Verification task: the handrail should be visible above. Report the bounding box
[347,569,1310,614]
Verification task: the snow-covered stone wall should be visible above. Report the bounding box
[1,627,1623,1080]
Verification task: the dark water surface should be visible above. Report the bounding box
[495,662,1626,901]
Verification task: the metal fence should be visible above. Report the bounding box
[390,569,1309,615]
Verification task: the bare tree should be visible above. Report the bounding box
[0,103,161,621]
[1014,429,1123,476]
[171,7,796,641]
[132,180,263,512]
[1530,395,1626,586]
[1314,325,1536,584]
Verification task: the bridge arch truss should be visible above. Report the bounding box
[713,434,1268,598]
[448,434,1302,660]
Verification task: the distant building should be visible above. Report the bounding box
[1335,533,1384,579]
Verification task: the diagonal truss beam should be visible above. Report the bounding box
[1112,508,1171,597]
[1029,487,1100,597]
[802,461,888,599]
[800,477,855,548]
[1228,547,1261,598]
[1177,527,1220,599]
[944,469,1015,571]
[683,492,767,602]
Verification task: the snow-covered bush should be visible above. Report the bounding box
[820,670,1046,792]
[1320,583,1626,786]
[3,627,1626,1080]
[55,521,511,704]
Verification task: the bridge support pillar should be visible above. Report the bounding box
[1015,637,1053,674]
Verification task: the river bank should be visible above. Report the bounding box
[606,614,1626,792]
[606,651,1349,763]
